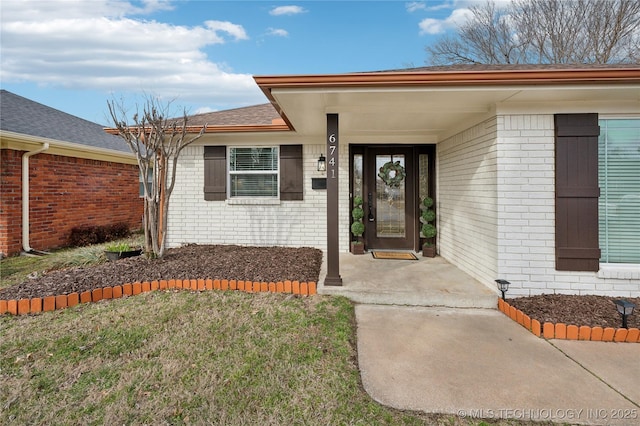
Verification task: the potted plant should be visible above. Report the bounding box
[105,242,142,261]
[420,196,437,257]
[351,195,365,255]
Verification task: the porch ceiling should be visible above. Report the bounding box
[269,84,639,143]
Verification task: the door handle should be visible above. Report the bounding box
[368,192,375,222]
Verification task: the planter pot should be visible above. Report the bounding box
[350,242,365,255]
[105,249,142,261]
[422,245,436,258]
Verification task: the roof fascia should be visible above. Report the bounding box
[103,123,291,136]
[0,130,138,165]
[254,68,640,89]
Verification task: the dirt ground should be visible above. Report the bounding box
[1,244,638,329]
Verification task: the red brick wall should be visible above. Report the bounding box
[0,149,143,256]
[0,149,23,255]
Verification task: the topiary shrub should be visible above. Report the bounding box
[351,196,365,240]
[351,196,365,254]
[420,196,437,248]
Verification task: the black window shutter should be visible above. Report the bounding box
[280,145,303,200]
[204,146,226,201]
[554,114,600,271]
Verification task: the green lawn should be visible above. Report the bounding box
[0,245,542,425]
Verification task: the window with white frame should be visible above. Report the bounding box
[598,118,640,264]
[229,147,279,197]
[139,167,153,197]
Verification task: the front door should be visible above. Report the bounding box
[365,147,415,250]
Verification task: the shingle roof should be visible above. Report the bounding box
[184,103,281,126]
[368,63,640,73]
[0,90,130,153]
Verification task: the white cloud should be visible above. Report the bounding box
[419,18,444,35]
[0,0,264,107]
[194,106,217,115]
[205,20,249,40]
[419,7,473,35]
[405,2,427,13]
[269,5,306,16]
[266,28,289,37]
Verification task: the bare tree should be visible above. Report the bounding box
[108,97,206,258]
[426,1,530,64]
[426,0,640,65]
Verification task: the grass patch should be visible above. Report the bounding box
[0,242,541,425]
[0,235,143,289]
[0,292,541,425]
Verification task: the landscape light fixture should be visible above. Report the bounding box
[317,154,326,172]
[614,299,636,329]
[495,279,510,300]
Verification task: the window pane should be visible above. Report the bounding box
[353,154,363,198]
[419,154,429,202]
[231,147,277,171]
[230,174,278,197]
[376,154,405,238]
[598,119,640,263]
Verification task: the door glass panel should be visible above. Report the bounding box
[376,154,405,238]
[353,154,363,199]
[419,154,429,202]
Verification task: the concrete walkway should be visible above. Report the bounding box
[357,305,640,425]
[319,253,497,308]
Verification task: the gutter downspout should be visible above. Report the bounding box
[22,143,49,253]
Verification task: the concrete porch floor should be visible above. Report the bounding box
[318,252,498,308]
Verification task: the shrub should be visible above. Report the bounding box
[68,222,131,247]
[351,196,365,239]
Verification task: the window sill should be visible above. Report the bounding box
[598,264,640,280]
[226,198,281,206]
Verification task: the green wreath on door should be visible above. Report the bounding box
[378,161,406,188]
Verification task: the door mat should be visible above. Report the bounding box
[371,251,418,260]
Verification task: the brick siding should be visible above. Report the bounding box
[437,114,639,298]
[167,143,350,252]
[495,115,640,298]
[0,149,23,255]
[0,149,143,255]
[437,117,500,288]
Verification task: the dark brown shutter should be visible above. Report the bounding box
[204,146,226,201]
[555,113,600,271]
[279,145,303,200]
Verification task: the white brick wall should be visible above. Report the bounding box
[165,114,640,298]
[167,143,352,252]
[437,118,499,287]
[495,114,640,298]
[437,113,640,297]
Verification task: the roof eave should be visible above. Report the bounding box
[254,67,640,132]
[254,67,640,88]
[103,123,292,135]
[1,130,138,165]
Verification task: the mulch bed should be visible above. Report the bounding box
[0,245,323,301]
[508,294,640,329]
[2,244,639,330]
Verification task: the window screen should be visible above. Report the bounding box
[229,147,278,197]
[598,119,640,264]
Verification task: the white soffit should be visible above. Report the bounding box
[271,84,639,142]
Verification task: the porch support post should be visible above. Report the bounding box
[325,113,342,286]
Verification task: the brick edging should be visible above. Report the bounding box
[498,299,640,343]
[0,279,317,316]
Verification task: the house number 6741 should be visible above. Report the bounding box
[328,133,337,178]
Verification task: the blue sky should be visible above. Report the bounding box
[1,0,478,124]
